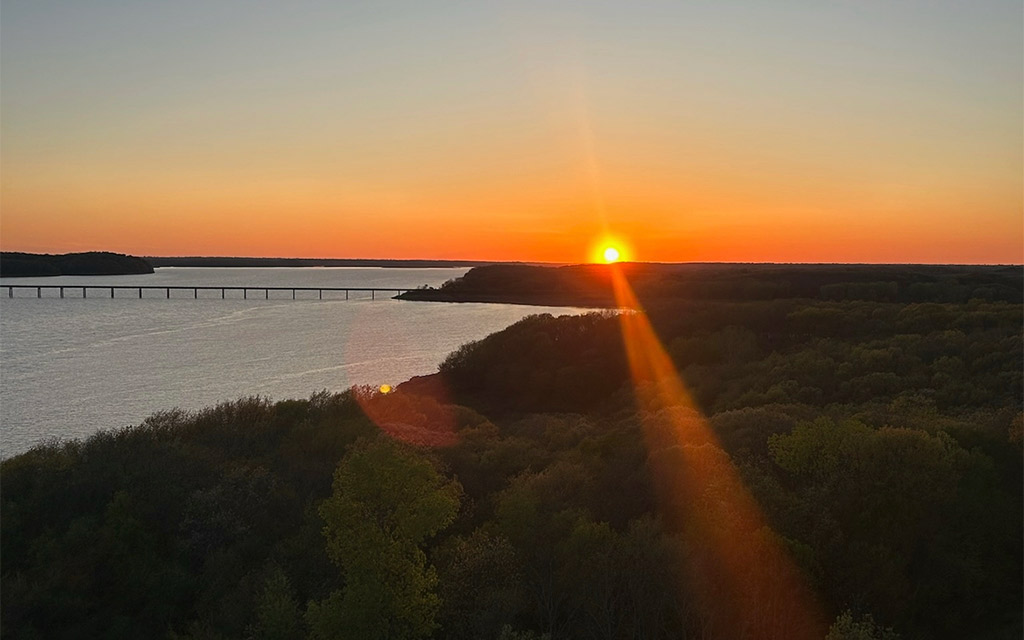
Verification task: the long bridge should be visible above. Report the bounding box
[4,285,413,300]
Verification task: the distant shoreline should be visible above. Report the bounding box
[397,262,1024,307]
[0,252,154,277]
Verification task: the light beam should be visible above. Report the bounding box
[610,266,826,639]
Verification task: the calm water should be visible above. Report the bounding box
[0,267,588,457]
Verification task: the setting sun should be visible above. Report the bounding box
[603,247,621,263]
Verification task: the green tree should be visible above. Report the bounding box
[769,419,1018,638]
[307,438,460,640]
[247,565,303,640]
[436,530,522,639]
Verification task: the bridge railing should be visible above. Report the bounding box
[3,285,414,300]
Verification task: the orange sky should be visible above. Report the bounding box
[2,2,1021,263]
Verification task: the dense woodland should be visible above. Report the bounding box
[2,265,1021,639]
[398,263,1023,307]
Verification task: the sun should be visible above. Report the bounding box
[590,237,630,263]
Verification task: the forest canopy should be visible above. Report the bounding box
[2,265,1021,640]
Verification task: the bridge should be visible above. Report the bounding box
[4,285,414,300]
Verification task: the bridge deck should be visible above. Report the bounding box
[4,285,415,300]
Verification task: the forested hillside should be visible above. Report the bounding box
[3,288,1021,639]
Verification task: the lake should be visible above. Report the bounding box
[0,267,590,457]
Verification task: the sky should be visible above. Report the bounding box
[2,1,1021,263]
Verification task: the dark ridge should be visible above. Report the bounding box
[0,252,154,277]
[398,262,1024,306]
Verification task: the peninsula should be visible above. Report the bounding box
[396,262,1024,307]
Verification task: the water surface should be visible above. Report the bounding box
[0,267,588,456]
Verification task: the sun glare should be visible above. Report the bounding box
[590,237,631,264]
[609,268,826,638]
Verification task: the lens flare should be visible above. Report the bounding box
[355,383,458,448]
[609,265,826,639]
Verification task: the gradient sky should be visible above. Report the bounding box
[2,1,1021,263]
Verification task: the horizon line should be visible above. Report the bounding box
[1,249,1021,268]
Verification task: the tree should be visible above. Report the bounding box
[247,565,303,640]
[436,530,523,639]
[769,419,1018,638]
[307,438,460,640]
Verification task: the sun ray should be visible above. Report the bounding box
[610,266,826,639]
